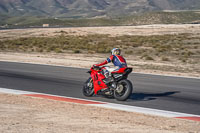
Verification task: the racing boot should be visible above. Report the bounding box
[103,71,113,84]
[103,77,113,84]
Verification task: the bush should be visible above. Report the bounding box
[73,49,81,53]
[125,50,133,55]
[162,57,170,61]
[145,56,154,60]
[54,48,62,53]
[180,58,187,63]
[141,54,154,60]
[96,47,110,53]
[132,43,140,47]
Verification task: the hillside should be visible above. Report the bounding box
[0,0,200,18]
[1,11,200,28]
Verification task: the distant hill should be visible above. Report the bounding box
[1,11,200,29]
[0,0,200,18]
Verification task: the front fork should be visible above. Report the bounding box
[87,78,93,88]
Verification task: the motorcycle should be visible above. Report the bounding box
[83,65,133,101]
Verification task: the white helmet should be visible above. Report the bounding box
[111,48,121,55]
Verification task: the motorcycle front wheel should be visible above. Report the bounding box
[82,77,94,97]
[114,79,133,101]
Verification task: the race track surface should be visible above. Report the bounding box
[0,61,200,115]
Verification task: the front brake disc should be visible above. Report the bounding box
[116,84,124,93]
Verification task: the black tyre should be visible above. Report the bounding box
[82,77,94,97]
[114,79,133,101]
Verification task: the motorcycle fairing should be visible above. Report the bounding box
[91,70,107,94]
[111,67,126,74]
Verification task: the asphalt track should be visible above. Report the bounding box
[0,61,200,115]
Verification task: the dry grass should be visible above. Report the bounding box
[1,33,199,63]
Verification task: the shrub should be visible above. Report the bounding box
[39,49,44,52]
[125,50,133,55]
[96,47,106,53]
[162,57,170,61]
[132,43,140,47]
[73,49,81,53]
[145,56,154,60]
[141,54,154,60]
[54,48,62,53]
[180,58,187,62]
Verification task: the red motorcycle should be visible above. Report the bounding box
[83,65,133,101]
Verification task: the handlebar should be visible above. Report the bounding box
[93,65,100,69]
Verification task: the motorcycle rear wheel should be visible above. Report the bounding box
[114,79,132,101]
[83,77,94,97]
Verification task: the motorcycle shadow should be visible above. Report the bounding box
[129,91,180,101]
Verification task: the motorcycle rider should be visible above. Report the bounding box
[94,48,127,83]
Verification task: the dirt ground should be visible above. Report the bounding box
[0,93,200,133]
[1,24,200,40]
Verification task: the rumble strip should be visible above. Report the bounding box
[0,87,199,122]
